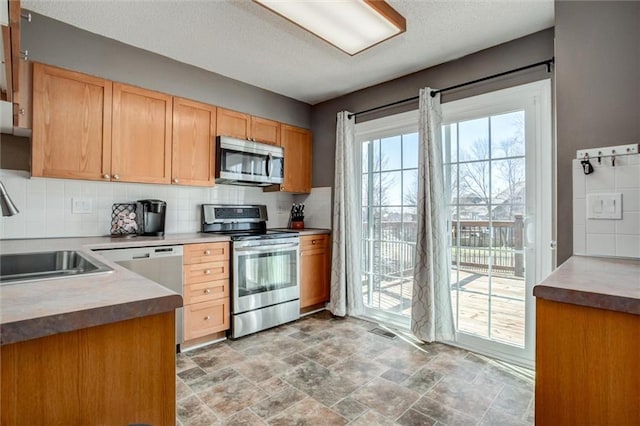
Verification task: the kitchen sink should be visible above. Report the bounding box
[0,250,113,285]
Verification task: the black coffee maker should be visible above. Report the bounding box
[138,199,167,236]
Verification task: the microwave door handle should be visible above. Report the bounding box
[267,153,272,177]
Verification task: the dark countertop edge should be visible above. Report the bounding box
[0,294,182,346]
[533,286,640,315]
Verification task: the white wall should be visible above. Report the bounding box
[0,169,295,239]
[573,154,640,258]
[293,187,332,230]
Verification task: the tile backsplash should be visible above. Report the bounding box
[573,153,640,258]
[293,187,332,230]
[0,169,302,239]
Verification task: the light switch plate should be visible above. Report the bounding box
[586,193,622,220]
[72,197,93,214]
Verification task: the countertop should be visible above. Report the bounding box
[533,255,640,315]
[0,233,230,345]
[0,229,331,345]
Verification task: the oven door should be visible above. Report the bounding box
[232,238,299,314]
[216,137,284,185]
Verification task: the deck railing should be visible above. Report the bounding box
[362,215,524,280]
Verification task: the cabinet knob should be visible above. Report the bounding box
[312,240,316,245]
[21,12,32,22]
[18,108,25,115]
[204,288,211,294]
[20,50,28,61]
[281,185,285,190]
[113,174,120,180]
[103,174,110,180]
[173,178,179,184]
[204,315,211,321]
[204,269,211,275]
[204,250,211,255]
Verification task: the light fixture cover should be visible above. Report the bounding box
[254,0,406,55]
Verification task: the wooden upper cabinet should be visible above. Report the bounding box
[216,108,249,140]
[250,116,280,146]
[172,97,216,186]
[32,63,112,180]
[279,124,312,193]
[112,83,172,184]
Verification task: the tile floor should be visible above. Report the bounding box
[176,311,534,426]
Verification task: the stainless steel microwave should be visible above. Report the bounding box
[215,136,284,186]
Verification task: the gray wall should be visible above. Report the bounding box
[21,12,311,128]
[310,28,555,189]
[555,1,640,264]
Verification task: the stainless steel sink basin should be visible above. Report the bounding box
[0,250,113,285]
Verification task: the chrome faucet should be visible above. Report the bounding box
[0,180,19,216]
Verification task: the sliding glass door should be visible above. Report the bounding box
[357,111,418,328]
[442,81,553,366]
[355,81,552,367]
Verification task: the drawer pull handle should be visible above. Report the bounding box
[204,269,211,275]
[204,288,211,294]
[204,315,211,321]
[204,250,211,255]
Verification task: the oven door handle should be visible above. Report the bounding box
[234,243,299,253]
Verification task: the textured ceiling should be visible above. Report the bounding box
[23,0,554,105]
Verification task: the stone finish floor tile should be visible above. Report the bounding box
[351,377,420,419]
[177,394,219,426]
[198,377,266,418]
[177,311,534,425]
[331,397,368,421]
[267,397,348,426]
[396,408,437,426]
[220,409,266,426]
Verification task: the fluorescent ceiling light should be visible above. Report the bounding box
[254,0,406,55]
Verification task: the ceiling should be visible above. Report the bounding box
[23,0,554,105]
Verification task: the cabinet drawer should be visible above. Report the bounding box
[184,242,229,264]
[300,234,329,250]
[184,299,230,340]
[184,261,229,284]
[184,279,229,305]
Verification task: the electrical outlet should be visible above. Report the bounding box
[72,197,93,214]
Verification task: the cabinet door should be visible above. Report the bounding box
[280,124,312,193]
[172,97,216,186]
[112,83,172,184]
[251,116,280,145]
[32,63,112,180]
[13,59,31,131]
[216,108,249,139]
[300,236,330,308]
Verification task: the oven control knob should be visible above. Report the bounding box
[204,315,211,321]
[204,250,211,255]
[204,269,211,275]
[204,288,211,294]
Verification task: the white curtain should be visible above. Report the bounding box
[327,111,364,317]
[411,88,455,342]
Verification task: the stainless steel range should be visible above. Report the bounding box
[201,204,300,338]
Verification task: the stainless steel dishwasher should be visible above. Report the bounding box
[96,245,184,347]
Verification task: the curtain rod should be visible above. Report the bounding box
[348,57,554,120]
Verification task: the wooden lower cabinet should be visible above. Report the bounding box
[535,298,640,425]
[0,312,176,425]
[299,234,330,308]
[183,242,231,343]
